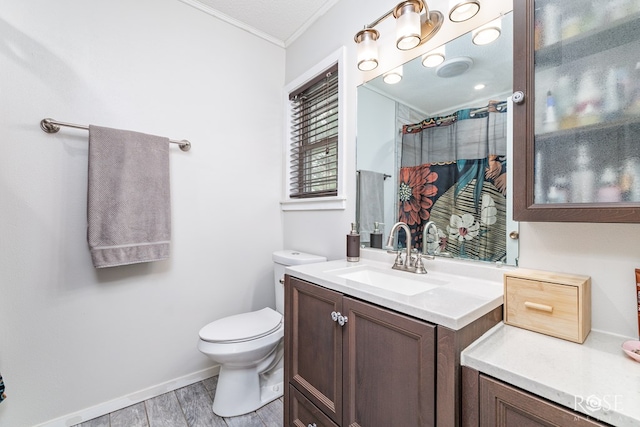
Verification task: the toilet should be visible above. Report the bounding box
[197,250,326,417]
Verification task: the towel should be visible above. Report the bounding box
[358,170,385,243]
[88,125,171,268]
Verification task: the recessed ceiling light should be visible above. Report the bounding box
[474,83,485,90]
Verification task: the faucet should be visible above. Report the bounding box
[422,221,439,258]
[422,221,451,258]
[385,222,426,274]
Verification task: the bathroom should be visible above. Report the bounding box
[1,0,639,426]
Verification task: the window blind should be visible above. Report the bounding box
[288,64,339,198]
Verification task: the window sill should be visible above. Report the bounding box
[280,197,347,211]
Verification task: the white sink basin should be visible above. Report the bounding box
[338,268,447,296]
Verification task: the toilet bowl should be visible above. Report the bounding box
[197,250,326,417]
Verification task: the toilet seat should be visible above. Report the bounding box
[199,307,282,344]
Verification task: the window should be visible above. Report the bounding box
[282,48,346,211]
[289,65,339,199]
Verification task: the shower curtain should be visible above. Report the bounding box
[398,101,507,262]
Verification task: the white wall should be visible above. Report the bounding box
[0,1,284,425]
[284,0,640,340]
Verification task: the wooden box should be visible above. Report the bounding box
[504,269,591,343]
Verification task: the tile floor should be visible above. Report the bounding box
[74,376,283,427]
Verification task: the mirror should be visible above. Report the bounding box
[356,12,518,265]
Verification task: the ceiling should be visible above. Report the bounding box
[178,0,341,47]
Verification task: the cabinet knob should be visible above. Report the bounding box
[338,314,348,326]
[512,91,525,104]
[331,311,339,322]
[509,231,519,240]
[308,423,317,427]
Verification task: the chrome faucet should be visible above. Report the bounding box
[385,222,426,274]
[422,221,451,258]
[422,221,439,258]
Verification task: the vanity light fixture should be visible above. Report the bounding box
[448,0,480,22]
[472,17,502,45]
[354,0,443,71]
[383,66,403,84]
[421,45,445,67]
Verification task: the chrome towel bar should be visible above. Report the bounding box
[40,118,191,152]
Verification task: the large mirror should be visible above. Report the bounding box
[356,12,518,265]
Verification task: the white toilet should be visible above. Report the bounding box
[197,250,326,417]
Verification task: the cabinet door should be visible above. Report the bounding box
[342,297,436,427]
[286,277,343,425]
[513,0,640,222]
[479,375,606,426]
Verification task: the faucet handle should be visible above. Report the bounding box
[414,252,428,274]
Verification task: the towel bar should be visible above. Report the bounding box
[40,118,191,152]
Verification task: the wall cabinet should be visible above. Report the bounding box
[462,367,606,426]
[513,0,640,222]
[285,275,503,427]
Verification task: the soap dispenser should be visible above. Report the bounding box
[370,222,383,249]
[347,223,360,262]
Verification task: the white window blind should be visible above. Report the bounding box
[288,64,339,199]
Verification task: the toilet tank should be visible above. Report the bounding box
[272,250,326,314]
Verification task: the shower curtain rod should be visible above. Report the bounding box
[39,118,191,152]
[469,101,508,117]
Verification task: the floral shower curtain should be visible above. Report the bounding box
[398,101,507,262]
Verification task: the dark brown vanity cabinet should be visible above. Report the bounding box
[462,368,607,427]
[513,0,640,222]
[284,276,436,427]
[284,275,503,427]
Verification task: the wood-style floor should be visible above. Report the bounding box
[74,376,283,427]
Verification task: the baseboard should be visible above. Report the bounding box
[35,365,220,427]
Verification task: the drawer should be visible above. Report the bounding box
[288,384,339,427]
[504,270,590,343]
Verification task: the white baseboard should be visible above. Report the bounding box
[36,365,220,427]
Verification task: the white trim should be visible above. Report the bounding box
[281,196,347,211]
[282,47,347,211]
[282,0,341,47]
[177,0,285,48]
[34,366,220,427]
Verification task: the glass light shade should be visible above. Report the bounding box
[421,45,446,67]
[395,3,422,50]
[383,66,403,84]
[472,18,502,45]
[355,29,379,71]
[448,0,480,22]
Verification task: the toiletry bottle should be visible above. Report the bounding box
[543,90,558,132]
[347,223,360,262]
[570,144,595,203]
[370,222,383,249]
[597,167,622,202]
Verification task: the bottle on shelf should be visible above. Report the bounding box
[570,144,595,203]
[547,176,569,204]
[597,167,622,202]
[543,90,559,132]
[575,70,602,126]
[621,158,640,201]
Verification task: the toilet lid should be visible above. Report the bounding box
[199,307,283,343]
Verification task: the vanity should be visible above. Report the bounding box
[283,251,507,427]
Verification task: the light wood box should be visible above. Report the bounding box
[504,269,591,343]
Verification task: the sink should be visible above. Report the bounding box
[338,269,447,296]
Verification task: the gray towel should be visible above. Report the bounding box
[88,125,171,268]
[358,170,385,243]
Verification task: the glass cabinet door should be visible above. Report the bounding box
[513,0,640,222]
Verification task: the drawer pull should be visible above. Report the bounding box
[524,301,553,313]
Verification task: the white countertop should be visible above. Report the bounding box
[285,252,505,330]
[462,323,640,426]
